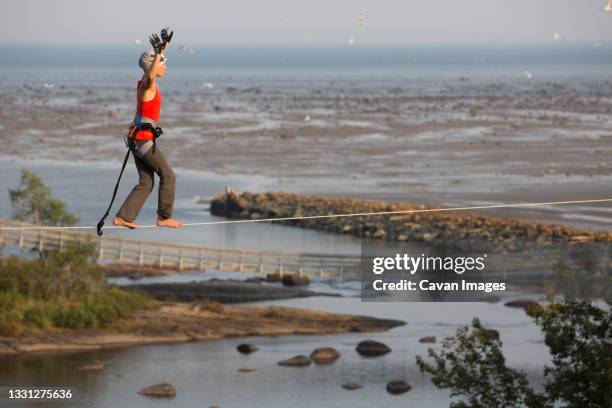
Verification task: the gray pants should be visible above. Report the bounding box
[116,140,176,222]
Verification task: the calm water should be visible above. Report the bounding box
[0,44,601,407]
[0,155,552,408]
[2,43,612,72]
[0,156,361,255]
[0,295,548,408]
[2,44,612,93]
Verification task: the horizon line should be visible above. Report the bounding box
[0,41,608,49]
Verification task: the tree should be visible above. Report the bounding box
[417,301,612,408]
[8,170,79,226]
[416,318,547,408]
[528,301,612,408]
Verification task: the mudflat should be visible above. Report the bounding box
[2,76,612,230]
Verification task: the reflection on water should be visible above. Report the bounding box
[0,157,551,407]
[107,270,360,299]
[0,156,361,255]
[0,296,548,408]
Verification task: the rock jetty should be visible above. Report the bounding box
[210,190,612,250]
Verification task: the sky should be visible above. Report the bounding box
[0,0,611,46]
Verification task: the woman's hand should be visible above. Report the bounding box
[149,34,165,54]
[161,27,173,45]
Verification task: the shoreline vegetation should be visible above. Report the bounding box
[0,171,408,356]
[0,303,404,355]
[0,244,403,356]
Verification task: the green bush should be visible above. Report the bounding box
[0,242,156,335]
[22,304,52,329]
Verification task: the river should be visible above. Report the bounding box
[0,156,551,408]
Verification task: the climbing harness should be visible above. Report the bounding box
[96,113,164,236]
[128,114,163,157]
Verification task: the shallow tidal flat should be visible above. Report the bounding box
[1,76,612,204]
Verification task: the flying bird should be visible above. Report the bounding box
[177,44,195,55]
[348,35,355,45]
[523,71,533,80]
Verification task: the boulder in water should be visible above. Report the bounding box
[237,343,258,354]
[278,355,311,367]
[355,340,391,357]
[342,382,363,390]
[310,347,340,364]
[386,380,412,395]
[282,274,310,287]
[138,383,176,398]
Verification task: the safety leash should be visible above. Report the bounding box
[96,148,132,236]
[96,126,138,236]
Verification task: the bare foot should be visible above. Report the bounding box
[157,217,182,228]
[113,217,138,229]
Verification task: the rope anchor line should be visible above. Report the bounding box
[0,197,611,231]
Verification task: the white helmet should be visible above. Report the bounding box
[138,48,167,71]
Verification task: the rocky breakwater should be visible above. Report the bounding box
[210,190,612,250]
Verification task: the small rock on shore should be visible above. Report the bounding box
[138,383,176,398]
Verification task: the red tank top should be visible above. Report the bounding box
[135,80,162,140]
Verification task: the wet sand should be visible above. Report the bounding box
[1,75,612,230]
